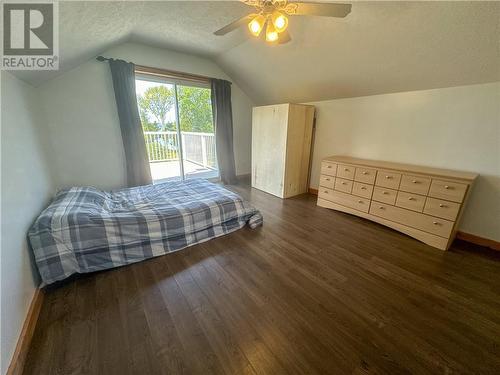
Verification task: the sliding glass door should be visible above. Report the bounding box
[177,85,218,180]
[135,76,218,183]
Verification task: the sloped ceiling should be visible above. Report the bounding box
[10,1,500,104]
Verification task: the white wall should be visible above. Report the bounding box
[1,72,55,374]
[38,42,255,190]
[308,82,500,241]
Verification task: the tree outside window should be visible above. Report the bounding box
[137,85,214,133]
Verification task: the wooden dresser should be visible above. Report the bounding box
[317,156,478,250]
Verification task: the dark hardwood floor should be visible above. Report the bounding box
[23,185,500,374]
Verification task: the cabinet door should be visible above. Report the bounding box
[251,105,288,198]
[283,104,315,197]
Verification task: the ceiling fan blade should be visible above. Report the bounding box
[214,14,255,36]
[285,2,352,18]
[278,30,292,44]
[241,0,261,7]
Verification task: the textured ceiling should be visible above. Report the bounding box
[11,1,250,86]
[216,1,500,103]
[10,1,500,104]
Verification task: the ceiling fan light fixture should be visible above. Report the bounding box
[265,21,279,43]
[271,11,288,33]
[215,1,353,45]
[248,14,265,36]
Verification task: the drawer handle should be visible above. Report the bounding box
[341,182,347,185]
[361,187,366,190]
[444,185,452,189]
[439,204,447,208]
[379,206,384,209]
[382,191,389,195]
[362,171,368,175]
[433,221,441,226]
[344,168,349,171]
[325,178,330,181]
[358,200,363,204]
[412,180,418,184]
[408,197,415,201]
[385,175,392,179]
[327,165,332,169]
[324,190,328,194]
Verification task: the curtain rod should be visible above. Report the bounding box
[96,55,231,85]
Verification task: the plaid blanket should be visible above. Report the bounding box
[29,179,263,285]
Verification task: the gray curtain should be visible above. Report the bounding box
[108,59,152,187]
[211,78,237,184]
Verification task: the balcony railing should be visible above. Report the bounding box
[143,131,217,169]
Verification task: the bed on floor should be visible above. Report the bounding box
[29,179,263,286]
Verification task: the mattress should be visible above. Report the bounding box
[28,179,263,285]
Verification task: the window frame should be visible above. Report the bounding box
[135,73,218,182]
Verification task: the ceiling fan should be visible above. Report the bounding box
[214,0,352,44]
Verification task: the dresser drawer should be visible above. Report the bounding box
[352,182,373,199]
[318,187,335,201]
[335,178,353,193]
[375,169,402,189]
[354,167,376,185]
[319,175,335,189]
[399,174,431,195]
[321,162,337,176]
[428,179,467,203]
[337,164,355,180]
[324,189,370,213]
[396,191,426,212]
[424,197,460,221]
[372,186,397,205]
[370,203,454,238]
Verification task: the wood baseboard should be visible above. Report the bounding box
[6,288,44,375]
[237,173,251,182]
[308,187,318,195]
[456,231,500,251]
[309,187,499,251]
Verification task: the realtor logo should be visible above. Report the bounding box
[1,1,59,70]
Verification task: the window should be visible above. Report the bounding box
[135,74,218,183]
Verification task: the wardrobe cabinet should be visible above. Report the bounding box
[251,103,315,198]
